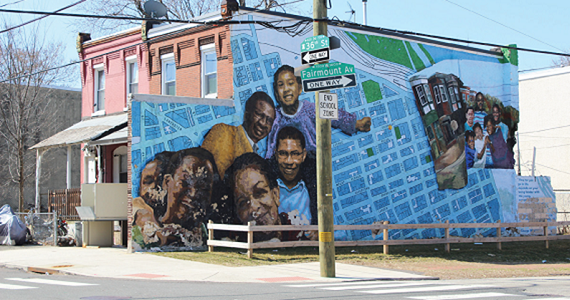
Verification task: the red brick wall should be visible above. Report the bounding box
[147,25,233,98]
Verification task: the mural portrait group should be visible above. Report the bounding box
[410,73,518,190]
[131,63,371,249]
[130,11,531,251]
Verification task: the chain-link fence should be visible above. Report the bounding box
[555,192,570,234]
[15,211,57,246]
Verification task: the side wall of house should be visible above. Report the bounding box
[127,13,555,251]
[0,88,82,211]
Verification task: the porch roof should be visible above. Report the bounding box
[30,113,127,151]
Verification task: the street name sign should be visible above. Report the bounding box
[301,35,330,65]
[318,92,338,120]
[301,62,357,92]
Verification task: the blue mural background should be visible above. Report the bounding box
[130,13,549,246]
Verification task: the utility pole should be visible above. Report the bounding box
[314,0,335,277]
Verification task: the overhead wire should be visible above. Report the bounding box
[443,0,566,53]
[1,7,570,84]
[0,0,86,34]
[518,124,570,134]
[0,0,26,8]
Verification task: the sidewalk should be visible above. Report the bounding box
[0,245,437,283]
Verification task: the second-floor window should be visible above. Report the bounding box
[126,56,138,103]
[94,65,105,112]
[201,44,217,97]
[161,53,175,96]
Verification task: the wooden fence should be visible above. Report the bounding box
[207,220,570,258]
[47,188,81,221]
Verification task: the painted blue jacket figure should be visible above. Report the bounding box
[268,126,317,241]
[264,65,372,158]
[464,130,476,169]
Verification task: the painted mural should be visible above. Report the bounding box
[129,12,547,251]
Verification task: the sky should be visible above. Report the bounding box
[1,0,569,88]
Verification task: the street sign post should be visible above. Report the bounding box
[301,35,330,65]
[301,62,357,92]
[318,93,338,120]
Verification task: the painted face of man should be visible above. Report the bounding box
[276,138,306,188]
[467,135,475,150]
[244,99,275,143]
[465,109,474,126]
[165,155,215,226]
[233,166,280,226]
[139,160,164,206]
[476,95,485,110]
[275,70,302,109]
[493,106,501,123]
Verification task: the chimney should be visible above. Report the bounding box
[221,0,239,18]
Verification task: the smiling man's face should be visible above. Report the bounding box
[167,155,214,226]
[275,70,301,109]
[276,138,306,189]
[233,166,280,226]
[244,99,275,143]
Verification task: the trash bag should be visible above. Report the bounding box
[0,204,27,245]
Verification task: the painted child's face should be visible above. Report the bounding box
[467,136,475,149]
[474,127,483,139]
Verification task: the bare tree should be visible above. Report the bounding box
[0,26,71,212]
[552,53,570,68]
[75,0,303,34]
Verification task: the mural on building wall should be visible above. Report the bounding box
[129,13,537,251]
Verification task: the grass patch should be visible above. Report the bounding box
[152,240,570,267]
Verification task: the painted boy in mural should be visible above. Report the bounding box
[484,115,515,169]
[132,151,173,246]
[464,107,475,131]
[135,152,173,217]
[132,147,220,248]
[492,103,509,142]
[226,152,281,242]
[269,126,317,241]
[473,92,488,127]
[465,130,476,169]
[472,123,487,169]
[265,65,372,158]
[202,91,275,177]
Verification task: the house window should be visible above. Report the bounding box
[161,53,175,95]
[201,44,217,97]
[126,56,138,108]
[439,85,448,102]
[94,64,105,112]
[433,85,441,104]
[448,87,457,103]
[415,85,427,106]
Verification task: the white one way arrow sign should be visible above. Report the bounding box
[301,48,330,64]
[302,74,357,92]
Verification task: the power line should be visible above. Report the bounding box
[0,0,26,8]
[443,0,566,53]
[2,8,570,84]
[518,66,560,73]
[535,162,570,176]
[0,0,86,34]
[518,124,570,134]
[2,7,570,58]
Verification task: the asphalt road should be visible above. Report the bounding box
[1,267,569,300]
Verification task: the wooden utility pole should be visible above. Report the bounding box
[314,0,335,277]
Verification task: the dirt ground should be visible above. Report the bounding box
[345,260,570,280]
